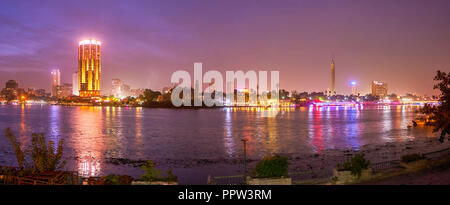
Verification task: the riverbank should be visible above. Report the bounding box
[92,135,450,184]
[0,104,442,184]
[361,153,450,185]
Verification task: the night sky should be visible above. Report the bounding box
[0,0,449,95]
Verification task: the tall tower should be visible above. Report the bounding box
[51,69,60,97]
[371,81,388,97]
[78,39,101,97]
[330,58,335,96]
[111,78,122,97]
[72,72,79,96]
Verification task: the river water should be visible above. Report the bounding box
[0,104,436,184]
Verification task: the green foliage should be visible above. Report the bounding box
[140,160,178,182]
[165,169,178,182]
[5,128,26,169]
[253,155,289,178]
[143,89,161,102]
[338,154,370,178]
[401,154,426,163]
[421,70,450,143]
[29,133,66,172]
[103,174,133,185]
[140,160,162,181]
[3,128,66,173]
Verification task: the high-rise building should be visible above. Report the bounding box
[51,69,60,97]
[78,39,101,97]
[121,84,130,97]
[2,80,19,100]
[330,58,335,96]
[5,80,18,90]
[111,78,122,97]
[57,83,73,99]
[371,81,388,97]
[72,72,79,96]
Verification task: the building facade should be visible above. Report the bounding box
[5,80,18,90]
[371,81,388,97]
[72,72,79,96]
[330,58,336,96]
[2,80,19,100]
[78,39,101,97]
[57,83,73,99]
[51,69,60,97]
[111,78,121,97]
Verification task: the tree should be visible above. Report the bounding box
[143,89,161,102]
[337,154,370,178]
[252,155,289,178]
[364,94,380,102]
[5,128,26,169]
[421,70,450,142]
[4,128,66,172]
[29,133,66,172]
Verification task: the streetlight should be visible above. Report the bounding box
[241,138,248,184]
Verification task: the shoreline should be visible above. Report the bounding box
[1,134,447,184]
[63,135,450,184]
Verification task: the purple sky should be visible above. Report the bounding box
[0,0,449,95]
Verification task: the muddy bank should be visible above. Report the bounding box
[84,136,450,184]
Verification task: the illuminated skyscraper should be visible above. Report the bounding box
[72,72,79,96]
[371,81,388,97]
[78,39,101,97]
[330,58,335,96]
[111,78,122,97]
[51,69,60,97]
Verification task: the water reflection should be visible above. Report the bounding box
[223,108,235,157]
[345,107,360,149]
[265,117,279,154]
[0,105,437,178]
[49,105,60,142]
[309,106,324,154]
[134,107,143,158]
[74,106,104,177]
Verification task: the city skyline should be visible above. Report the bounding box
[0,0,449,95]
[0,0,449,190]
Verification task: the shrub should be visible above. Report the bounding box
[103,174,133,185]
[5,128,26,169]
[401,154,426,163]
[165,169,178,182]
[4,128,66,173]
[29,133,65,172]
[140,160,162,181]
[253,155,289,178]
[338,154,370,178]
[140,160,178,182]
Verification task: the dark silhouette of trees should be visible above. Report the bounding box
[421,70,450,142]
